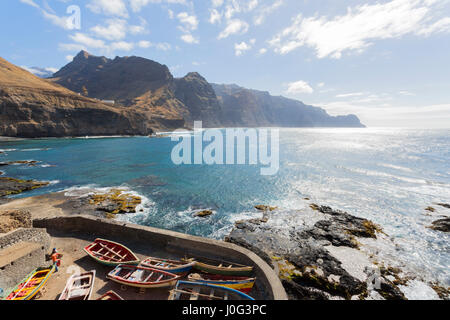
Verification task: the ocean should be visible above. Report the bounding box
[1,128,449,284]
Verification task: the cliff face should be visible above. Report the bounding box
[0,56,155,138]
[212,84,365,128]
[174,72,223,127]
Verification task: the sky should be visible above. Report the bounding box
[1,0,450,128]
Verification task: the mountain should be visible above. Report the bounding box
[212,84,365,128]
[174,72,223,127]
[0,56,155,138]
[52,51,187,129]
[51,51,364,129]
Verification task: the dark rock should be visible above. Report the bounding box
[285,245,367,299]
[0,177,49,197]
[429,218,450,232]
[225,204,399,300]
[375,278,407,300]
[430,283,450,300]
[282,279,330,300]
[87,189,142,215]
[436,203,450,209]
[298,207,382,248]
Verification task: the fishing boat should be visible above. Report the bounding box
[4,266,55,300]
[140,257,195,275]
[187,258,254,276]
[169,281,255,300]
[187,273,256,294]
[107,264,181,288]
[84,238,140,266]
[59,270,96,300]
[97,290,124,300]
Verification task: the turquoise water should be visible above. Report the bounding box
[1,128,449,283]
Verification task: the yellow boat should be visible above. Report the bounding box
[3,266,55,300]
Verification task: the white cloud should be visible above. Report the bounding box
[138,40,152,48]
[129,0,188,12]
[270,0,450,58]
[336,92,366,98]
[129,0,152,12]
[129,18,148,35]
[234,39,255,56]
[254,0,283,26]
[138,40,171,50]
[66,55,74,62]
[177,12,199,32]
[155,42,171,50]
[285,81,314,95]
[180,33,199,44]
[19,0,78,30]
[19,0,39,8]
[212,0,224,8]
[110,41,135,51]
[317,82,325,88]
[91,19,128,40]
[69,33,106,49]
[218,19,249,39]
[87,0,128,18]
[209,9,222,24]
[259,48,267,55]
[21,66,58,77]
[399,90,416,96]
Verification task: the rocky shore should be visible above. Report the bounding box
[0,160,50,198]
[225,204,450,300]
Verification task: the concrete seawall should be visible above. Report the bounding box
[33,215,288,300]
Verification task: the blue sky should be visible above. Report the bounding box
[1,0,450,128]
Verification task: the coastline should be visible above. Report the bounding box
[1,188,449,300]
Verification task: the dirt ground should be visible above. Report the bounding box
[37,235,175,300]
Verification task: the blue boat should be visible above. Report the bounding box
[140,257,195,275]
[169,281,255,300]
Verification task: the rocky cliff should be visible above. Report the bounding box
[212,83,365,128]
[0,56,156,138]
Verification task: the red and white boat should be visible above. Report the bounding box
[84,239,140,266]
[59,271,96,300]
[97,290,124,300]
[107,264,181,288]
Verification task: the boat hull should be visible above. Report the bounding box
[140,257,195,275]
[193,262,253,277]
[169,281,255,300]
[84,238,140,266]
[107,264,180,289]
[187,274,255,294]
[97,291,124,300]
[4,266,55,301]
[59,271,96,300]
